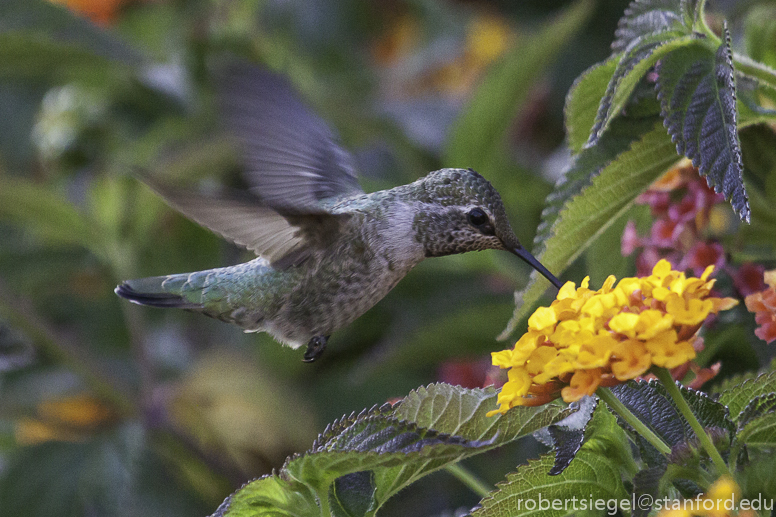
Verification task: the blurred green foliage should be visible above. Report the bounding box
[6,0,773,516]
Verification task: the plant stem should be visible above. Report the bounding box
[445,463,492,498]
[733,53,776,90]
[596,387,672,455]
[653,367,730,476]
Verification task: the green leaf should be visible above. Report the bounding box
[656,29,750,221]
[328,471,376,517]
[611,0,696,54]
[391,383,569,441]
[541,396,596,475]
[608,380,734,474]
[443,0,592,172]
[610,380,734,453]
[564,57,617,153]
[632,467,666,517]
[542,396,632,477]
[501,119,678,338]
[309,410,490,455]
[586,0,711,143]
[214,384,573,517]
[737,394,776,429]
[0,176,105,259]
[589,33,698,145]
[718,369,776,422]
[468,448,627,517]
[735,411,776,449]
[210,475,319,517]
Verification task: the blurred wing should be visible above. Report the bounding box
[142,176,344,268]
[219,62,364,213]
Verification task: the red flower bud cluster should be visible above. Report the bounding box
[621,162,727,278]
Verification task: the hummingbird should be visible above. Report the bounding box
[115,63,562,362]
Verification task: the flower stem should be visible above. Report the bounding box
[596,387,672,455]
[445,463,492,498]
[653,367,730,476]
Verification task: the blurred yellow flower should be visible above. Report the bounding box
[655,476,751,517]
[14,393,118,445]
[488,260,737,415]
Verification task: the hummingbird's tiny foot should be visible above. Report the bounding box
[303,335,329,362]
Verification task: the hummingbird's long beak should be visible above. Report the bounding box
[511,246,564,289]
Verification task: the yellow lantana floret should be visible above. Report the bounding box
[654,476,743,517]
[488,260,737,415]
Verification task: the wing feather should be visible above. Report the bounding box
[218,62,364,212]
[142,177,313,267]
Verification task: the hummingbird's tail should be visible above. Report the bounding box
[115,277,201,309]
[115,259,274,332]
[115,275,205,310]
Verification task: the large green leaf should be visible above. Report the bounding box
[589,33,697,145]
[656,29,749,221]
[586,0,713,143]
[501,120,678,338]
[443,0,592,172]
[468,449,627,517]
[393,384,566,442]
[212,384,573,517]
[564,57,617,154]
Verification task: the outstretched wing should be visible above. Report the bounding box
[142,176,348,269]
[218,62,364,213]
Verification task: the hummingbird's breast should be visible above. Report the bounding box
[272,199,425,345]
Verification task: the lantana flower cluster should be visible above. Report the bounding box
[745,269,776,344]
[489,260,737,415]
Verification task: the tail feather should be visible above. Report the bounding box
[115,277,203,310]
[115,261,269,332]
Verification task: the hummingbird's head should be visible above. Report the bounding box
[413,168,562,288]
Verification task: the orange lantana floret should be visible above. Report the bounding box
[745,269,776,344]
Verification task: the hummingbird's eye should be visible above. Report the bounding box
[467,208,489,227]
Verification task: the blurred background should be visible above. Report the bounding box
[1,0,764,515]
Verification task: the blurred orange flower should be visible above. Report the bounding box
[49,0,128,25]
[745,269,776,344]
